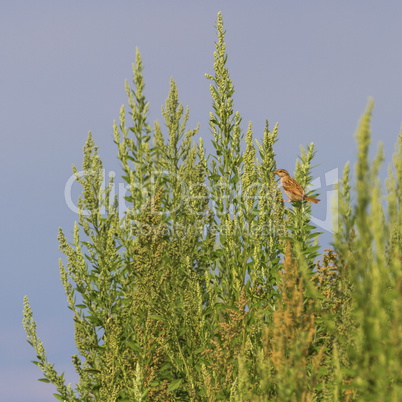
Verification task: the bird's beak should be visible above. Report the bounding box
[274,170,279,176]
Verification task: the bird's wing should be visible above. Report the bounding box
[282,177,305,197]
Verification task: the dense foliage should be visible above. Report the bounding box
[23,13,402,401]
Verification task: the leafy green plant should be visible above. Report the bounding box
[23,12,402,401]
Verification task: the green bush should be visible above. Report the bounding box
[23,12,402,401]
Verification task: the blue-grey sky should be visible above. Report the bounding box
[1,2,401,400]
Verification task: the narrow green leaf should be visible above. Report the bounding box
[167,378,183,392]
[38,378,50,383]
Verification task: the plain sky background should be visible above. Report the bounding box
[1,2,401,401]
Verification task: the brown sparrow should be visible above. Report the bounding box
[274,169,320,203]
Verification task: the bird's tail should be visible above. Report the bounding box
[304,196,320,203]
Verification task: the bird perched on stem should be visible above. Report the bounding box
[274,169,320,204]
